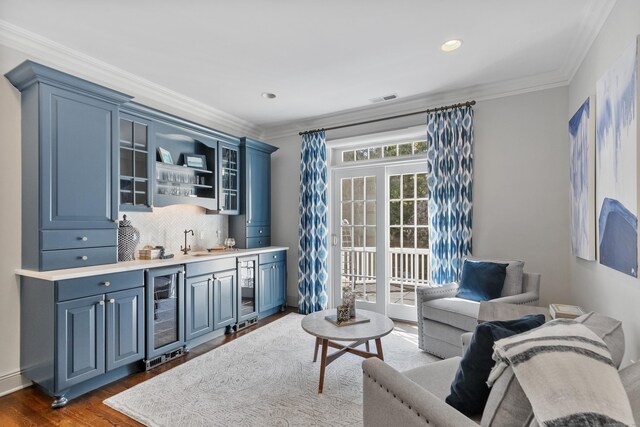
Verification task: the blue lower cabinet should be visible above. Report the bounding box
[274,261,286,306]
[258,263,275,312]
[186,275,214,340]
[106,288,144,371]
[214,270,237,330]
[56,295,106,391]
[258,255,287,316]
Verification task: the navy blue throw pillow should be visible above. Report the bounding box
[456,260,508,302]
[445,314,546,416]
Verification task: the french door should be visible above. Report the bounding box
[332,167,385,314]
[332,162,429,321]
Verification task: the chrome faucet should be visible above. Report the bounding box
[181,229,194,255]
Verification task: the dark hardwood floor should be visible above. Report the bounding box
[0,308,297,427]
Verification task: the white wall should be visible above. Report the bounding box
[0,44,28,395]
[568,0,640,364]
[269,86,570,309]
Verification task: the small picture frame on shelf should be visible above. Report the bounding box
[184,154,207,169]
[157,147,173,164]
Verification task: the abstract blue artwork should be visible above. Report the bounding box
[595,38,639,277]
[569,97,595,260]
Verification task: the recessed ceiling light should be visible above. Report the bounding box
[440,39,463,52]
[261,92,276,99]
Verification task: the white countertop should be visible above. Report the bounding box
[16,246,289,281]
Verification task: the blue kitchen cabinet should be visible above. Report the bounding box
[5,61,131,271]
[213,269,237,330]
[229,138,278,248]
[185,274,214,341]
[118,111,154,212]
[56,286,144,393]
[106,287,145,371]
[56,294,106,392]
[257,251,287,317]
[258,263,275,313]
[218,141,240,215]
[184,258,237,342]
[21,270,145,408]
[246,148,271,227]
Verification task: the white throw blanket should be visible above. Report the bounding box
[488,320,635,427]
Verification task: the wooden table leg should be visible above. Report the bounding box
[313,337,320,362]
[365,341,370,352]
[318,338,328,393]
[375,338,384,360]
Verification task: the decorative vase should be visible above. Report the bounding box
[342,284,356,318]
[336,305,350,323]
[118,215,140,261]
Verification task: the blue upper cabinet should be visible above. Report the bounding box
[229,138,278,248]
[6,61,132,270]
[246,148,271,226]
[118,102,240,212]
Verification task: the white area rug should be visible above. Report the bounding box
[104,313,436,426]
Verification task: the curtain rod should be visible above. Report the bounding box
[298,100,476,136]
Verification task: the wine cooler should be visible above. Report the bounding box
[145,265,186,369]
[235,256,258,331]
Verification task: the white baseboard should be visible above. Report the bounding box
[0,370,31,397]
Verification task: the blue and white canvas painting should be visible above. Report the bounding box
[595,38,639,277]
[569,97,595,260]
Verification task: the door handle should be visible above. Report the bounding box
[109,299,115,304]
[98,301,104,306]
[332,234,338,246]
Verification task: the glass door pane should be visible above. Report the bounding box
[238,257,257,320]
[151,273,179,350]
[387,170,429,315]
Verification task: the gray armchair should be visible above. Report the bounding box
[363,313,638,427]
[417,260,541,359]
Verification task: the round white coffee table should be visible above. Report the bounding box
[301,309,394,393]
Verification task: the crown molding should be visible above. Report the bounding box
[560,0,617,82]
[261,69,569,141]
[0,20,262,139]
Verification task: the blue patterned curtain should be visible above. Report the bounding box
[426,106,474,285]
[298,131,329,314]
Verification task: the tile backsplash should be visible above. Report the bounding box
[123,205,228,255]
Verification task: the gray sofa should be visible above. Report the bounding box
[363,312,639,426]
[417,258,540,359]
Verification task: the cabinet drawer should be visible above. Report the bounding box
[186,257,236,278]
[246,236,271,249]
[259,250,286,265]
[41,229,117,250]
[57,270,144,301]
[246,226,270,238]
[41,246,117,272]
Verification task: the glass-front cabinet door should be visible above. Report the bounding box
[119,114,152,211]
[218,142,239,214]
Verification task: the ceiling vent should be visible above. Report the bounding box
[369,93,398,104]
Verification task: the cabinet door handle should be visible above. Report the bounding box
[273,255,277,259]
[80,236,88,241]
[102,281,111,287]
[247,220,252,224]
[109,299,115,304]
[98,301,104,306]
[259,230,263,234]
[80,256,88,261]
